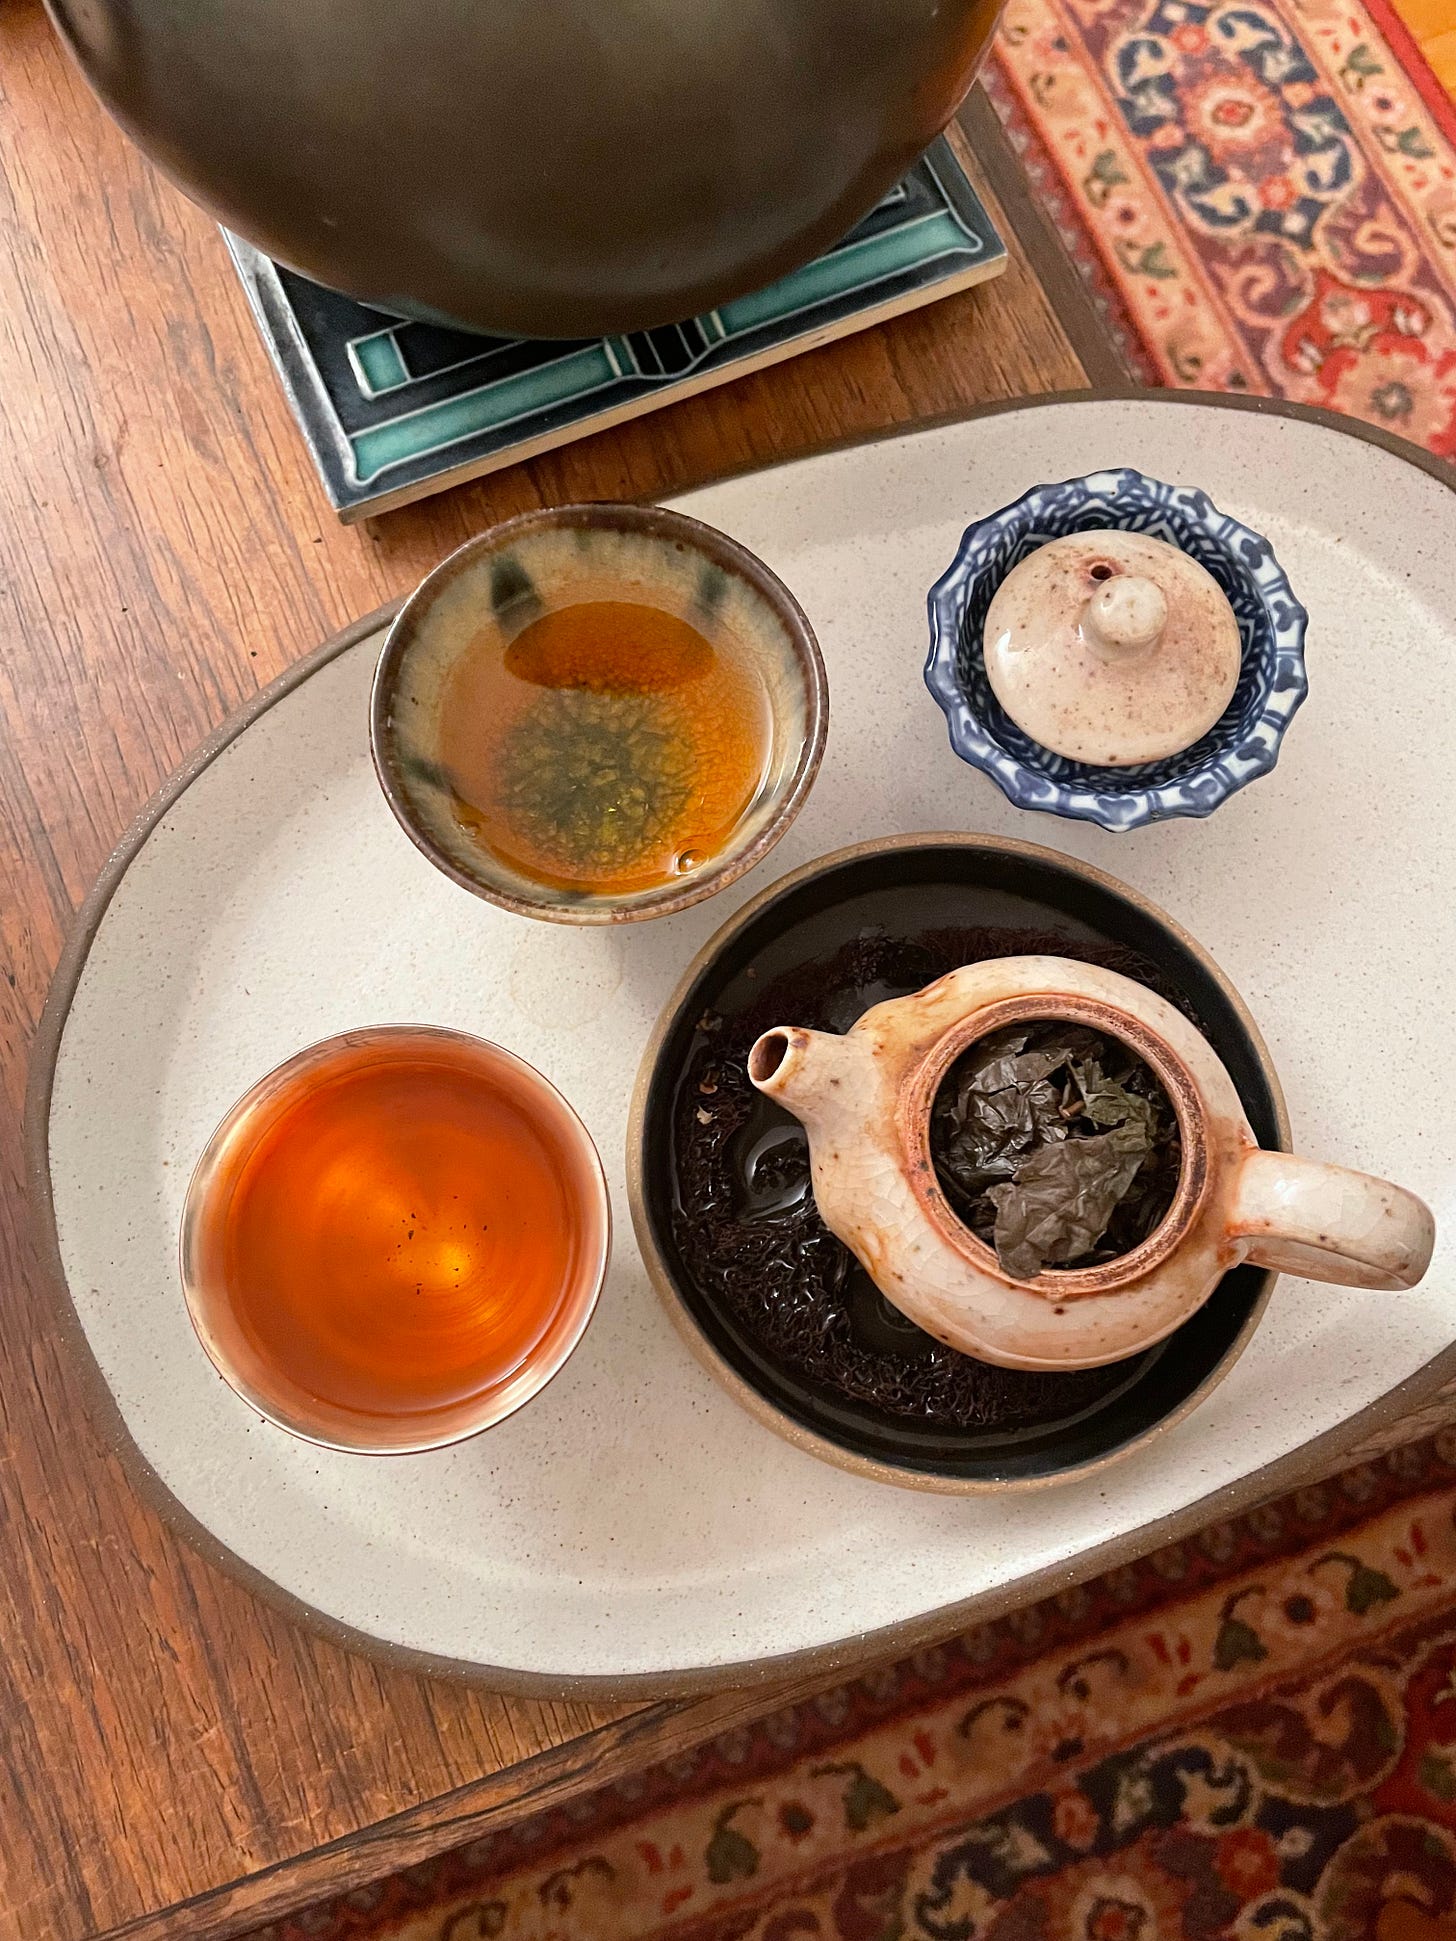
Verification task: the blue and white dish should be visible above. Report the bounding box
[924,467,1309,831]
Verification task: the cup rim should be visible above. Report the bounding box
[370,501,829,924]
[178,1024,611,1455]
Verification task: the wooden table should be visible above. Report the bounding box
[2,9,1447,1940]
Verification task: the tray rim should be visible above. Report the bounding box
[25,385,1456,1702]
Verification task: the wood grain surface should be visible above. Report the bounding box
[0,6,1091,1935]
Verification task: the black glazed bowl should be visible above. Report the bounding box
[629,834,1288,1492]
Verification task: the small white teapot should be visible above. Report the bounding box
[748,956,1435,1371]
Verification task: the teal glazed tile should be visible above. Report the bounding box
[224,137,1006,520]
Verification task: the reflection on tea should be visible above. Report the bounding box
[438,599,772,897]
[185,1031,606,1439]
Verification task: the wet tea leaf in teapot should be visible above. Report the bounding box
[669,927,1200,1434]
[930,1023,1180,1280]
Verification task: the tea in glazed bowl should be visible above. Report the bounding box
[372,503,827,923]
[180,1027,610,1452]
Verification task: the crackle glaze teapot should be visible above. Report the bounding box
[748,955,1435,1371]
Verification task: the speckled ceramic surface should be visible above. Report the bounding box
[925,468,1309,829]
[37,396,1456,1687]
[980,530,1242,765]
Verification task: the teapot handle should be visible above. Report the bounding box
[1228,1150,1435,1291]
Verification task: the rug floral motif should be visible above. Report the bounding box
[255,1432,1456,1940]
[982,0,1456,456]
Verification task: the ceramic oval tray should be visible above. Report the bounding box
[30,393,1456,1696]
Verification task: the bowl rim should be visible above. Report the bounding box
[370,500,829,923]
[627,830,1290,1494]
[923,466,1310,833]
[179,1023,612,1455]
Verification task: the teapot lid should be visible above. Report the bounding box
[982,530,1242,767]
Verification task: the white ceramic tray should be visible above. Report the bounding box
[30,393,1456,1696]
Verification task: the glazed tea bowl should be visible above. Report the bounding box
[372,503,827,924]
[924,469,1309,831]
[631,834,1297,1492]
[49,0,1003,337]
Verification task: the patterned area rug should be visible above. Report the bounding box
[983,0,1456,456]
[255,1430,1456,1940]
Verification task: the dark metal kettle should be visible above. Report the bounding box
[47,0,1003,338]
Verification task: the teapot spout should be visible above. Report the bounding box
[748,1025,863,1128]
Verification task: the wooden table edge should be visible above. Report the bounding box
[954,93,1129,391]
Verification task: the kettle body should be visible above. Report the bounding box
[49,0,1003,337]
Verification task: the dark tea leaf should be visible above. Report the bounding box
[929,1026,1072,1204]
[1074,1059,1156,1138]
[988,1121,1152,1280]
[931,1022,1179,1280]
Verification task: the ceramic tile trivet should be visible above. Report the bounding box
[30,393,1456,1696]
[225,135,1006,521]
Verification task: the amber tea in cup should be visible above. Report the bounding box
[440,596,772,897]
[372,502,827,924]
[180,1027,610,1451]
